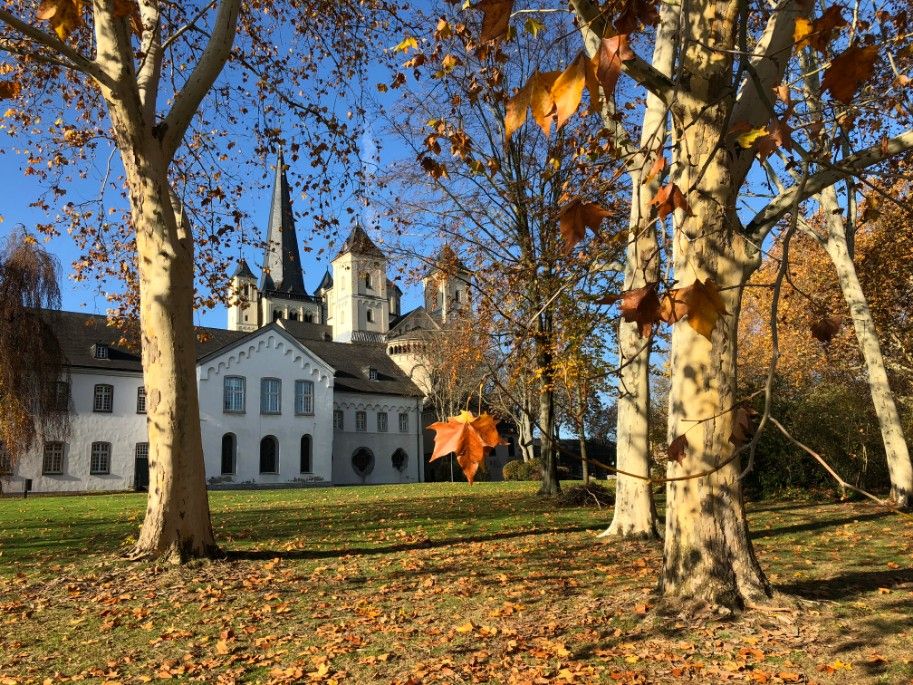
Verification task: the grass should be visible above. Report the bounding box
[0,482,911,683]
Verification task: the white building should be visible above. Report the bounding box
[0,154,476,494]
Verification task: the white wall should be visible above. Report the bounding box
[198,328,335,486]
[332,392,424,485]
[4,369,147,493]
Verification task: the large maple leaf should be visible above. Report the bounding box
[661,278,728,340]
[822,44,878,104]
[428,410,503,484]
[37,0,83,41]
[477,0,514,42]
[559,200,613,253]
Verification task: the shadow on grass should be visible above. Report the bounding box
[776,567,913,600]
[224,524,597,562]
[751,510,893,539]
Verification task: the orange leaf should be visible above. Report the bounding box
[610,283,663,338]
[661,278,728,340]
[650,183,691,221]
[530,71,560,136]
[729,403,758,450]
[596,35,635,100]
[642,153,666,184]
[0,81,21,100]
[552,52,587,129]
[822,45,877,104]
[559,200,613,253]
[505,79,532,138]
[477,0,513,42]
[428,410,502,484]
[795,7,847,52]
[37,0,83,41]
[668,435,688,464]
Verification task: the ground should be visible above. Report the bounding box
[0,483,911,684]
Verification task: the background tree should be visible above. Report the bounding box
[0,230,68,482]
[0,0,397,560]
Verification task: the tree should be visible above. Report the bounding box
[0,0,396,560]
[0,231,68,479]
[416,0,913,609]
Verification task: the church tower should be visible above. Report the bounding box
[423,246,472,324]
[330,221,389,342]
[228,259,259,332]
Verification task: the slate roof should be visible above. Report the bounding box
[388,306,439,340]
[424,245,471,277]
[316,268,334,292]
[232,259,256,280]
[336,220,386,259]
[260,150,308,297]
[43,311,422,398]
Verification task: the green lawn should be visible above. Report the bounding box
[0,483,911,683]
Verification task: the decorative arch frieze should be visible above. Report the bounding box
[199,332,333,388]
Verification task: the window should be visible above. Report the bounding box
[135,442,149,461]
[399,412,409,433]
[289,311,299,321]
[356,411,367,432]
[52,381,70,412]
[351,447,374,477]
[295,380,314,415]
[392,449,408,472]
[300,434,312,473]
[0,441,11,474]
[366,309,374,323]
[364,272,373,289]
[260,436,278,474]
[42,442,64,474]
[273,310,282,322]
[136,386,146,414]
[507,436,516,458]
[221,434,236,475]
[93,384,113,413]
[261,378,281,414]
[454,289,462,303]
[368,367,379,381]
[304,312,314,323]
[93,343,109,359]
[377,412,388,432]
[223,376,246,413]
[333,409,344,430]
[90,442,111,475]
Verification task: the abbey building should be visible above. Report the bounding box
[1,155,476,494]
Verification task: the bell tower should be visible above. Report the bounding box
[331,221,389,342]
[228,259,259,332]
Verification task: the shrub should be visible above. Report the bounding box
[555,483,615,507]
[502,459,542,481]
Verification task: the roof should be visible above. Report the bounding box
[260,151,308,297]
[388,306,439,340]
[41,311,422,398]
[232,259,256,280]
[316,268,333,292]
[386,278,403,295]
[425,245,471,277]
[335,220,386,260]
[43,310,245,373]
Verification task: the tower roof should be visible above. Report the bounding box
[426,244,470,276]
[317,268,334,291]
[232,259,256,280]
[335,220,386,260]
[260,150,308,296]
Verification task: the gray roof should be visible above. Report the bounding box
[260,151,308,297]
[232,259,256,280]
[336,221,386,259]
[317,268,333,292]
[43,311,421,398]
[388,306,439,339]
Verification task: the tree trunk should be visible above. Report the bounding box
[660,43,771,608]
[820,187,913,508]
[127,158,219,562]
[519,409,536,463]
[579,429,590,485]
[538,383,561,495]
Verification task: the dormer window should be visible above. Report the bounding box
[93,343,109,360]
[368,367,379,381]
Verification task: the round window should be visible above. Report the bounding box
[352,447,374,477]
[391,448,407,472]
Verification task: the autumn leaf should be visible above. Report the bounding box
[668,434,688,464]
[477,0,513,42]
[795,7,847,52]
[37,0,83,41]
[559,200,613,253]
[735,126,769,149]
[428,410,503,484]
[642,153,666,184]
[599,283,663,337]
[596,35,635,100]
[552,53,587,129]
[729,403,758,450]
[113,0,142,36]
[0,81,21,100]
[662,278,728,340]
[650,183,690,221]
[393,36,419,53]
[810,315,841,343]
[505,70,560,137]
[822,45,878,104]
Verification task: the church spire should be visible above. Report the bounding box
[260,149,307,296]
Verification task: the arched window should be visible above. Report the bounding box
[364,271,373,289]
[273,310,282,322]
[300,434,312,473]
[289,311,299,321]
[351,447,374,478]
[391,448,408,472]
[366,309,374,323]
[260,436,279,474]
[221,433,236,475]
[304,312,314,323]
